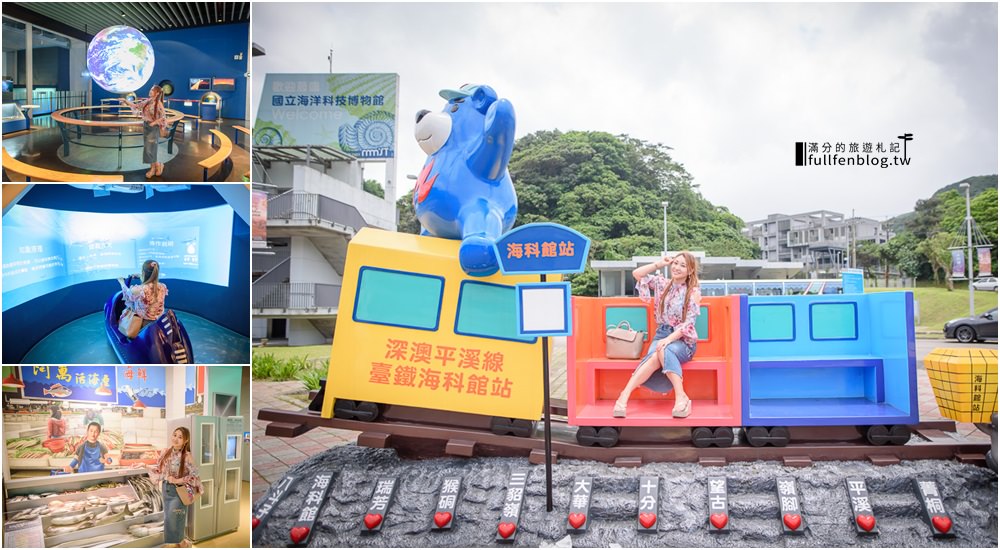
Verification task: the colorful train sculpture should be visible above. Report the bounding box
[320,82,918,449]
[320,229,918,449]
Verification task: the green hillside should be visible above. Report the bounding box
[891,174,997,232]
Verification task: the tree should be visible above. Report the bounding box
[917,233,956,290]
[509,130,759,284]
[856,241,881,285]
[396,130,759,295]
[395,190,420,234]
[905,194,946,241]
[363,179,385,199]
[887,232,922,280]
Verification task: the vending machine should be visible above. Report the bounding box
[167,414,243,542]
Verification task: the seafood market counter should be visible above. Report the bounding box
[4,467,165,548]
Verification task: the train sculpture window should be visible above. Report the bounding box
[604,306,649,342]
[353,267,444,331]
[694,306,710,341]
[454,281,535,342]
[809,302,858,340]
[748,304,795,341]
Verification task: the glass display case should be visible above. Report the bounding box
[2,103,27,134]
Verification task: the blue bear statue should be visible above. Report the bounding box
[412,84,517,277]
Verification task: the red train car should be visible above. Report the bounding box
[567,295,746,447]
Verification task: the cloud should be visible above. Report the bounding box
[252,2,997,222]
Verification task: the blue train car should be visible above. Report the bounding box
[741,291,917,444]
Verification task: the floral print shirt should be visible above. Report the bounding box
[148,448,203,498]
[125,283,168,320]
[636,274,701,346]
[129,97,166,127]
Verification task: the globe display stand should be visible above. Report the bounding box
[52,106,184,172]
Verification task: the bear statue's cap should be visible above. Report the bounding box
[439,83,482,101]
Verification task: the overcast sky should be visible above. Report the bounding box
[251,2,998,222]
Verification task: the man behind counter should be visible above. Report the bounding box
[63,422,112,473]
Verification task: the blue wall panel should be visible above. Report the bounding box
[749,303,795,341]
[91,23,249,120]
[2,186,250,362]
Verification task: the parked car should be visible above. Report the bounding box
[944,308,998,343]
[973,277,999,292]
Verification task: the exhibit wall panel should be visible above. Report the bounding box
[90,22,249,120]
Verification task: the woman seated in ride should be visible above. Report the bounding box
[117,259,168,331]
[613,251,701,418]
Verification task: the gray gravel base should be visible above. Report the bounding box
[254,445,998,548]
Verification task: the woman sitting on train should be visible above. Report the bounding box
[613,251,701,419]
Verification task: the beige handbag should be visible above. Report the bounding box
[118,308,142,339]
[605,321,645,359]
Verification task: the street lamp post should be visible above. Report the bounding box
[661,200,669,257]
[960,182,974,317]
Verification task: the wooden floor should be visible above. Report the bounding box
[2,116,250,183]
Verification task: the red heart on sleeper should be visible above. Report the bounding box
[252,516,260,529]
[638,512,657,528]
[856,514,876,532]
[783,513,802,530]
[289,526,310,544]
[709,513,728,529]
[364,513,383,529]
[497,522,517,538]
[568,513,587,529]
[434,511,452,528]
[931,515,952,533]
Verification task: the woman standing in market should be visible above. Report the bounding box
[118,84,168,179]
[146,427,202,548]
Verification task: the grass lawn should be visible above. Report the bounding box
[869,285,997,331]
[253,344,331,363]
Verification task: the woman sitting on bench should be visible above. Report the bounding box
[614,251,702,419]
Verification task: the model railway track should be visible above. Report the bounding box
[258,404,990,468]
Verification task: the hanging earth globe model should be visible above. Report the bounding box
[87,26,155,94]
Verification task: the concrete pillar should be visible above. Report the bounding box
[69,38,90,106]
[240,368,250,480]
[25,24,33,121]
[245,30,251,124]
[165,365,186,421]
[385,157,397,204]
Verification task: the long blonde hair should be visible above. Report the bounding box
[658,251,700,323]
[141,259,160,302]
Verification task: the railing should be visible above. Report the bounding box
[252,250,289,273]
[252,283,341,310]
[12,91,88,116]
[267,191,368,233]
